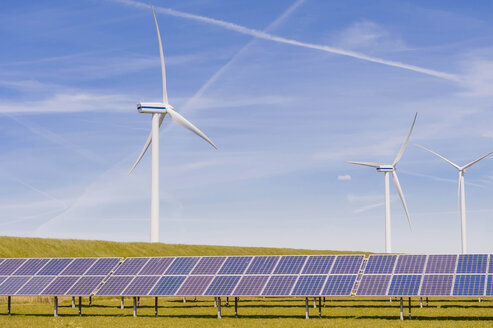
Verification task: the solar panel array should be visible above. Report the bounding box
[0,258,121,296]
[95,255,365,297]
[355,254,493,297]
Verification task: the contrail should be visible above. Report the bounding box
[114,0,461,82]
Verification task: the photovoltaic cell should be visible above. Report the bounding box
[67,276,104,296]
[177,276,213,296]
[96,276,134,296]
[85,258,121,276]
[0,259,27,275]
[388,275,421,296]
[139,258,174,275]
[394,255,426,274]
[149,276,186,296]
[456,254,487,274]
[191,257,225,275]
[0,276,30,295]
[356,275,391,296]
[16,276,55,295]
[291,275,326,296]
[364,255,397,274]
[114,258,150,275]
[302,256,335,274]
[0,276,7,287]
[13,259,50,275]
[218,257,252,275]
[122,276,160,296]
[321,275,356,296]
[262,275,297,296]
[486,275,493,296]
[425,255,457,274]
[330,255,364,274]
[60,258,97,275]
[205,276,241,296]
[37,258,73,276]
[233,275,269,296]
[273,256,307,274]
[165,257,199,275]
[453,275,485,296]
[420,275,453,296]
[41,276,79,295]
[246,256,279,274]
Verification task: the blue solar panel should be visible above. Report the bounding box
[302,256,335,274]
[356,275,391,296]
[0,259,27,275]
[364,255,397,274]
[66,276,103,296]
[37,258,72,276]
[85,258,121,276]
[149,276,186,296]
[138,258,174,275]
[60,258,97,275]
[96,276,134,296]
[16,277,54,295]
[321,275,356,296]
[394,255,426,274]
[205,276,241,296]
[420,275,453,296]
[246,256,279,274]
[273,256,307,274]
[41,276,79,295]
[453,275,485,296]
[13,259,50,275]
[425,255,457,273]
[330,255,364,274]
[291,275,326,296]
[177,276,213,296]
[0,276,30,295]
[165,257,199,275]
[191,257,225,275]
[114,258,150,275]
[0,277,7,288]
[262,275,297,296]
[218,257,252,275]
[233,275,269,296]
[122,276,160,296]
[456,254,487,274]
[388,275,421,296]
[486,275,493,296]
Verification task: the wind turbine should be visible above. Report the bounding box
[348,113,417,253]
[416,145,493,254]
[129,5,217,243]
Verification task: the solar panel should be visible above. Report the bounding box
[41,276,79,295]
[394,255,426,274]
[425,255,457,273]
[60,258,97,275]
[37,258,73,276]
[486,275,493,296]
[0,259,27,275]
[13,259,50,275]
[205,276,241,296]
[420,275,453,296]
[0,276,30,295]
[96,276,134,296]
[291,275,326,296]
[262,275,297,296]
[138,257,174,275]
[191,257,225,275]
[66,276,104,296]
[330,255,364,274]
[85,258,121,275]
[321,275,356,296]
[456,254,487,274]
[149,276,186,296]
[233,275,269,296]
[16,276,54,295]
[356,275,391,296]
[165,257,199,275]
[453,275,485,296]
[246,256,279,274]
[113,258,150,275]
[218,256,252,275]
[273,256,307,274]
[177,276,213,296]
[388,275,421,296]
[122,276,160,296]
[302,256,335,274]
[364,255,397,274]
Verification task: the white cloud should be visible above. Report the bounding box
[337,174,351,181]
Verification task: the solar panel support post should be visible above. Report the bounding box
[133,297,137,317]
[72,296,75,308]
[78,296,82,316]
[137,297,140,307]
[426,297,428,307]
[313,297,316,308]
[420,297,423,308]
[399,298,403,320]
[214,297,217,307]
[54,296,58,317]
[7,296,11,315]
[234,297,238,318]
[305,297,309,319]
[183,297,186,303]
[479,297,482,302]
[323,297,325,307]
[217,297,222,319]
[154,297,158,317]
[121,297,124,309]
[194,297,197,302]
[318,297,322,318]
[226,297,229,307]
[408,297,411,320]
[89,296,92,307]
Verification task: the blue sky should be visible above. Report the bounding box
[1,0,493,253]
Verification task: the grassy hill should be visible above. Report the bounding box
[0,236,367,258]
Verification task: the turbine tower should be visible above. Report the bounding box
[416,145,493,254]
[129,5,217,243]
[348,113,417,253]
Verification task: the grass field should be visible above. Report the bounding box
[0,236,491,327]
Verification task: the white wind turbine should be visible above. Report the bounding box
[129,5,217,243]
[416,145,493,254]
[348,113,417,253]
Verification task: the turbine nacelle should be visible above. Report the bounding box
[137,102,173,114]
[376,165,394,172]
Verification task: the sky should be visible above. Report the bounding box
[1,0,493,253]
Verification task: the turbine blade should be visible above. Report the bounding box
[393,112,418,166]
[415,144,460,170]
[347,161,381,168]
[462,151,493,169]
[392,171,412,231]
[151,4,168,103]
[167,108,217,149]
[128,114,166,175]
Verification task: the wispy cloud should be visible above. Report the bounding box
[337,174,351,181]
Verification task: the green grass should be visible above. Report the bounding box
[0,236,491,327]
